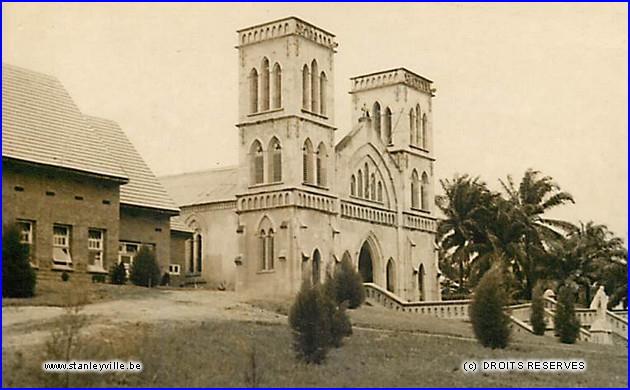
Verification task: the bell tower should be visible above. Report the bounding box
[236,17,337,191]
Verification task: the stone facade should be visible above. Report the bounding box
[162,17,441,301]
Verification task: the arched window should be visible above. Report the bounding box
[421,172,429,210]
[364,163,369,199]
[259,217,274,271]
[261,58,270,111]
[196,233,203,273]
[411,169,419,209]
[302,139,314,184]
[422,114,428,150]
[373,102,381,137]
[386,258,395,293]
[370,174,376,200]
[316,143,327,187]
[409,108,416,145]
[250,140,264,185]
[384,107,392,145]
[377,181,383,202]
[350,175,356,196]
[416,104,422,146]
[320,72,327,115]
[312,249,321,285]
[310,60,319,113]
[302,65,310,110]
[268,138,282,182]
[357,170,363,198]
[418,264,425,301]
[272,63,282,109]
[250,68,258,113]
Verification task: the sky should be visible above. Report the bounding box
[2,3,628,243]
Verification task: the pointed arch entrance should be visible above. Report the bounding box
[358,241,374,283]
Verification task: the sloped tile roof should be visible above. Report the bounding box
[160,166,242,207]
[86,116,180,213]
[2,63,128,181]
[170,215,193,233]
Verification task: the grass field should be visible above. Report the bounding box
[2,298,627,387]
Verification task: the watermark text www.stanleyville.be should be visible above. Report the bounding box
[42,361,142,373]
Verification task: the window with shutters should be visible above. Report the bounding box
[261,58,270,111]
[421,171,429,210]
[250,68,258,113]
[384,107,392,145]
[320,71,327,115]
[373,102,381,137]
[250,140,264,185]
[272,63,282,109]
[411,170,420,209]
[269,138,282,183]
[316,143,327,187]
[302,139,314,184]
[302,65,310,110]
[310,59,319,113]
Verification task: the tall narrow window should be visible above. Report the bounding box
[269,138,282,182]
[302,139,314,184]
[357,170,363,198]
[416,104,422,146]
[386,259,395,293]
[364,163,369,198]
[320,72,327,115]
[377,181,383,202]
[373,102,381,137]
[350,175,356,196]
[259,229,266,270]
[370,174,376,200]
[261,58,270,111]
[421,172,429,210]
[88,229,105,271]
[250,68,258,113]
[302,65,310,110]
[17,220,34,264]
[250,140,264,185]
[316,143,327,187]
[196,233,203,273]
[53,225,72,268]
[310,60,319,113]
[384,107,393,145]
[272,63,282,109]
[267,229,275,270]
[422,114,428,150]
[411,170,419,209]
[409,108,416,145]
[259,217,274,271]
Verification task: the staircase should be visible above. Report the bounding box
[364,283,628,345]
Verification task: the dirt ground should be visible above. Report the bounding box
[2,289,285,351]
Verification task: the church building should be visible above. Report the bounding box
[161,17,441,301]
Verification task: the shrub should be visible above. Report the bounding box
[109,262,127,285]
[91,274,106,283]
[129,247,160,287]
[330,258,365,309]
[2,224,36,298]
[322,274,353,348]
[469,266,510,349]
[554,285,580,344]
[530,283,546,335]
[288,280,332,364]
[160,272,170,286]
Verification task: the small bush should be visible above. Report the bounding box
[161,272,170,286]
[530,283,546,335]
[91,274,106,283]
[469,266,510,349]
[554,285,580,344]
[330,258,365,309]
[322,274,353,348]
[288,280,332,364]
[2,224,36,298]
[109,262,127,285]
[61,271,70,282]
[129,248,160,287]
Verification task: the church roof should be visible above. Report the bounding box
[2,63,128,182]
[85,116,180,213]
[170,215,193,233]
[160,166,242,207]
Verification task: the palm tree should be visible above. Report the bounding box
[436,175,495,291]
[498,169,576,299]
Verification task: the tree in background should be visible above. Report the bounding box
[129,247,160,288]
[2,224,36,298]
[329,257,365,309]
[530,283,547,335]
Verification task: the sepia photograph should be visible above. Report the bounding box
[1,2,627,388]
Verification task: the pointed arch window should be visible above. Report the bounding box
[357,169,363,198]
[261,58,270,111]
[422,114,428,150]
[377,181,383,202]
[320,72,327,115]
[364,163,369,199]
[421,172,429,210]
[386,259,395,293]
[302,139,314,184]
[350,175,356,196]
[272,63,282,109]
[258,218,275,271]
[316,143,327,187]
[250,68,258,113]
[250,140,264,185]
[373,102,381,137]
[370,173,376,200]
[269,138,282,183]
[310,60,319,113]
[411,169,419,209]
[384,107,392,145]
[409,108,416,145]
[302,65,310,110]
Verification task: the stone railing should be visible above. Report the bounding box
[238,17,337,49]
[575,308,597,327]
[403,212,437,233]
[237,188,337,214]
[606,311,628,340]
[295,190,337,214]
[340,200,396,226]
[611,310,627,320]
[350,68,432,94]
